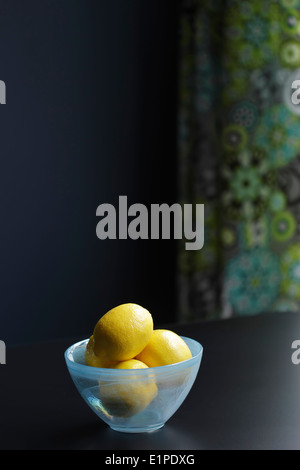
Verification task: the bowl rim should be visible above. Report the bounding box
[64,336,203,378]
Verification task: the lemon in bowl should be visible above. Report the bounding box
[91,303,154,362]
[64,303,203,433]
[136,329,193,367]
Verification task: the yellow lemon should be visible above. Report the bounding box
[113,359,149,371]
[98,359,158,417]
[84,336,117,368]
[136,329,192,367]
[93,303,153,362]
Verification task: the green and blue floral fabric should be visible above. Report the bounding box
[178,0,300,320]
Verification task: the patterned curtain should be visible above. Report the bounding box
[177,0,300,321]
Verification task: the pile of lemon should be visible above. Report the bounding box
[85,302,192,369]
[85,303,192,417]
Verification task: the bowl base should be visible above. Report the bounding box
[109,423,164,434]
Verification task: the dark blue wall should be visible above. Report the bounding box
[0,0,178,345]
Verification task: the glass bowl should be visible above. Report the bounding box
[64,336,203,433]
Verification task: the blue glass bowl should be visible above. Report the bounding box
[64,336,203,433]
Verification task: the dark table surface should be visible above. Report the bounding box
[1,312,300,450]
